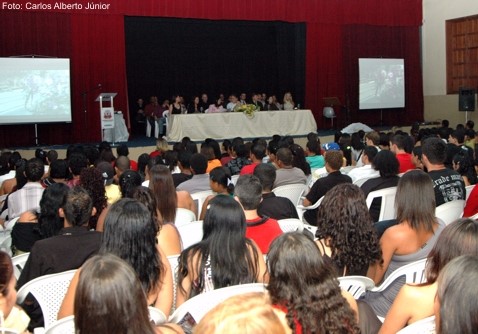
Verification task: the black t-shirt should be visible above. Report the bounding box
[428,168,466,207]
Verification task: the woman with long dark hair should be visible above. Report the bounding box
[267,232,360,334]
[59,198,173,317]
[177,195,267,306]
[149,165,196,222]
[315,183,382,276]
[74,254,181,334]
[80,166,108,230]
[365,169,446,317]
[132,186,181,256]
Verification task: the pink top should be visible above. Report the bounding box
[207,104,226,113]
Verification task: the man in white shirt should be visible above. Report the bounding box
[7,158,45,220]
[347,146,379,182]
[226,94,239,112]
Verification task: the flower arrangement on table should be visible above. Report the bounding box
[235,104,259,118]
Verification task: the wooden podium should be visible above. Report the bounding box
[96,93,117,142]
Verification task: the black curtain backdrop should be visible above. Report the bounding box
[125,17,306,108]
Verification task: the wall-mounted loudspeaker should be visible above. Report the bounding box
[459,87,476,112]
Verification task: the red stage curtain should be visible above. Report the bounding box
[0,0,423,147]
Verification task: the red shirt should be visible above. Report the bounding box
[464,185,478,217]
[245,216,283,254]
[395,152,415,173]
[240,162,259,175]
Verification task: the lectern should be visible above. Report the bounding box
[96,93,117,142]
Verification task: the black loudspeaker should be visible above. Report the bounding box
[459,87,476,111]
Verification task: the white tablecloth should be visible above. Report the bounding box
[103,112,129,142]
[166,109,317,142]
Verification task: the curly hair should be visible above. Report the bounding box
[80,166,107,230]
[267,232,360,334]
[315,183,382,275]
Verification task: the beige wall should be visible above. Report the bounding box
[423,0,478,127]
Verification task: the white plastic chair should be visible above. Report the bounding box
[371,258,427,292]
[169,283,267,323]
[365,186,397,221]
[338,276,375,299]
[0,217,19,256]
[296,196,324,222]
[0,328,20,334]
[396,316,436,334]
[175,208,197,227]
[277,218,304,232]
[353,176,373,187]
[11,252,30,280]
[191,190,214,219]
[148,306,167,325]
[466,184,475,201]
[303,223,318,238]
[272,183,308,206]
[435,200,465,225]
[162,109,170,136]
[230,174,240,185]
[146,120,152,137]
[177,221,203,249]
[16,269,77,329]
[44,315,75,334]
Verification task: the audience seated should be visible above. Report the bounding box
[116,143,138,171]
[96,161,121,205]
[0,155,24,196]
[150,138,169,158]
[360,150,400,223]
[289,143,311,176]
[132,186,181,256]
[235,175,283,253]
[7,158,44,220]
[305,140,325,169]
[226,143,251,175]
[434,255,478,334]
[11,183,69,255]
[41,159,68,188]
[66,152,87,188]
[0,251,30,333]
[364,170,446,317]
[390,134,415,173]
[267,232,380,334]
[150,165,197,221]
[80,166,108,230]
[253,163,299,220]
[421,137,466,207]
[303,150,352,225]
[463,183,478,217]
[452,150,477,186]
[173,151,193,187]
[176,153,211,194]
[72,254,182,334]
[347,146,379,182]
[177,195,267,306]
[380,218,478,333]
[315,183,382,276]
[240,143,266,175]
[199,166,234,220]
[273,147,307,188]
[59,198,173,317]
[201,144,222,173]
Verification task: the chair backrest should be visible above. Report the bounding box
[0,328,20,334]
[191,190,214,219]
[353,176,372,187]
[371,258,427,293]
[296,196,324,222]
[396,316,436,334]
[277,218,304,232]
[169,283,267,323]
[44,315,75,334]
[466,184,475,201]
[435,199,465,225]
[16,269,77,329]
[175,208,197,227]
[338,276,375,299]
[365,186,397,221]
[11,252,30,280]
[323,106,336,118]
[148,306,167,325]
[0,217,19,257]
[177,221,204,250]
[272,183,308,206]
[230,174,240,185]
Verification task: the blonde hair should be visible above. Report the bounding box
[155,138,169,152]
[194,292,289,334]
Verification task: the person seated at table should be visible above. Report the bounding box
[266,95,281,111]
[169,94,184,115]
[207,97,226,113]
[282,92,295,110]
[187,95,201,114]
[226,94,240,112]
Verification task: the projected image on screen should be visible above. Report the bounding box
[359,58,405,110]
[0,58,72,124]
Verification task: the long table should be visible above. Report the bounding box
[166,109,317,142]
